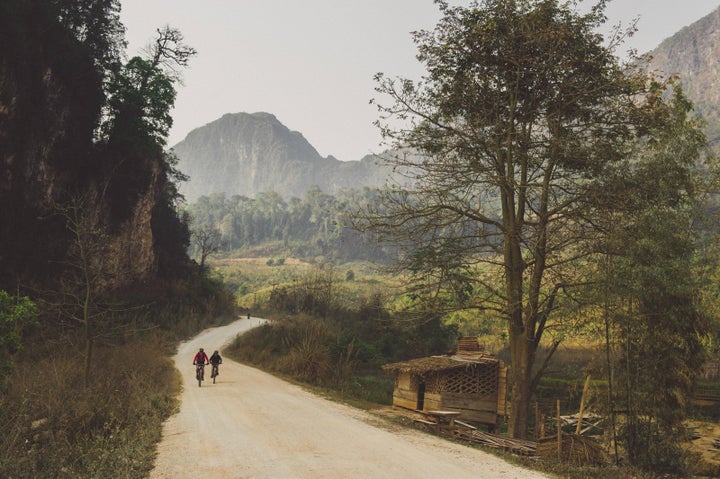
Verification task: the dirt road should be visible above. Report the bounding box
[150,317,550,479]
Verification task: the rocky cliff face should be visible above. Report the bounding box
[172,112,393,202]
[648,6,720,144]
[0,5,169,292]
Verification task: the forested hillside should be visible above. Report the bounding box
[0,1,192,291]
[187,188,395,263]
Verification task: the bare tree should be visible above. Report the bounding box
[55,192,110,387]
[192,226,222,269]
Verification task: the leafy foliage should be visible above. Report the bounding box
[0,1,196,292]
[363,0,676,438]
[228,275,457,390]
[0,291,36,386]
[593,88,712,474]
[0,6,230,476]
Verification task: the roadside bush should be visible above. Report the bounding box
[619,420,689,475]
[226,294,457,405]
[280,319,335,384]
[115,274,237,341]
[0,290,36,388]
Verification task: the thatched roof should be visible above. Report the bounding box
[383,336,500,375]
[383,354,499,375]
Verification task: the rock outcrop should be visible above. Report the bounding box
[647,6,720,144]
[172,112,393,202]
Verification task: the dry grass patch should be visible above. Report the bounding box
[0,336,180,479]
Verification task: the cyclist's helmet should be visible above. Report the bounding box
[214,350,219,355]
[199,348,204,352]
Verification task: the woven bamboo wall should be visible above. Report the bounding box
[428,363,498,396]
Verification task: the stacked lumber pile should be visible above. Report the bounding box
[458,429,537,455]
[406,406,605,464]
[559,413,604,436]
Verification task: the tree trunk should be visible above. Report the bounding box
[83,258,93,388]
[508,329,533,438]
[84,332,93,388]
[501,182,534,438]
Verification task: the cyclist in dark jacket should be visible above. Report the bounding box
[209,350,222,377]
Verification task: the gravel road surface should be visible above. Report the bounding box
[149,317,550,479]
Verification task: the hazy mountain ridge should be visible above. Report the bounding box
[648,6,720,144]
[174,9,720,202]
[172,112,393,202]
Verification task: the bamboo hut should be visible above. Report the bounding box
[383,337,507,430]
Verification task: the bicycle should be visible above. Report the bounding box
[195,362,206,387]
[211,363,219,384]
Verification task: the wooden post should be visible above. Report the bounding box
[534,402,540,440]
[576,374,591,435]
[557,400,562,462]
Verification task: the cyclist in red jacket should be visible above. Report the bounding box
[193,348,209,382]
[193,348,209,366]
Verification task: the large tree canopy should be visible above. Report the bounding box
[364,0,706,438]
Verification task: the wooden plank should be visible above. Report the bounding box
[468,430,537,455]
[413,419,437,426]
[392,395,418,410]
[557,400,562,461]
[455,420,477,430]
[422,394,442,411]
[394,388,417,400]
[397,371,416,390]
[446,400,498,411]
[440,392,498,406]
[422,406,495,425]
[460,410,498,425]
[576,375,591,435]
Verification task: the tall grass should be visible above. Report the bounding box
[0,336,180,478]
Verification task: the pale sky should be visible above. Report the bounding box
[119,1,720,161]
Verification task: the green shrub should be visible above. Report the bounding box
[0,290,36,386]
[619,420,689,475]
